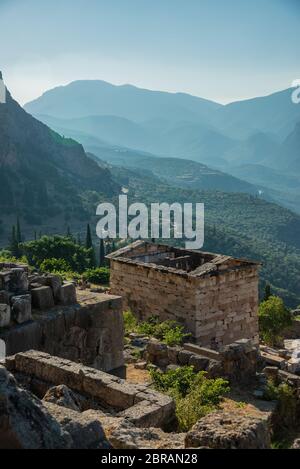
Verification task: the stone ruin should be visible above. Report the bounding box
[108,240,260,349]
[0,262,124,374]
[0,350,175,449]
[0,262,76,326]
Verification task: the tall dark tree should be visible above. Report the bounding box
[264,283,272,302]
[85,224,96,267]
[16,217,22,244]
[10,225,20,257]
[85,224,93,249]
[99,238,105,267]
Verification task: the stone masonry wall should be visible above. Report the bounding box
[0,291,124,373]
[5,350,175,429]
[110,258,259,349]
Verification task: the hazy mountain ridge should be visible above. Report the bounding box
[0,88,119,240]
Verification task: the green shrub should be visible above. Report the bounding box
[21,235,94,273]
[40,257,72,273]
[150,366,229,431]
[82,267,110,284]
[123,310,138,334]
[259,296,292,346]
[149,365,196,397]
[264,380,298,430]
[176,373,229,431]
[137,315,160,336]
[137,317,190,346]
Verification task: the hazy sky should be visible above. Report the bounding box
[0,0,299,105]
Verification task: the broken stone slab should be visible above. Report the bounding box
[45,274,62,302]
[107,418,185,449]
[0,366,72,449]
[58,282,77,305]
[11,294,32,324]
[44,403,111,449]
[0,304,11,327]
[185,411,271,449]
[31,286,55,310]
[8,268,29,292]
[178,350,194,365]
[188,354,209,372]
[43,384,81,411]
[0,290,12,305]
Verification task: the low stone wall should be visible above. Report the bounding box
[0,291,124,373]
[5,350,176,430]
[145,338,259,384]
[0,263,77,327]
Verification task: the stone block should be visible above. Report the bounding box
[8,268,29,292]
[58,283,77,305]
[0,304,11,327]
[0,290,11,305]
[189,354,209,372]
[11,294,32,324]
[45,275,62,302]
[32,286,55,310]
[178,350,194,365]
[185,411,271,449]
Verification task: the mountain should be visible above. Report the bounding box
[24,80,221,123]
[0,82,119,243]
[89,147,264,195]
[278,122,300,171]
[213,88,300,140]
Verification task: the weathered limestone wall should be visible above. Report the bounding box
[194,266,259,347]
[5,350,175,429]
[110,259,198,334]
[0,292,124,373]
[110,258,259,348]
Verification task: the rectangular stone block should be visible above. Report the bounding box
[31,286,55,310]
[11,294,32,324]
[58,283,77,305]
[0,304,11,327]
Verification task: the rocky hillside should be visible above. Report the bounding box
[0,85,119,240]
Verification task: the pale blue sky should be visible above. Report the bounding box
[0,0,299,104]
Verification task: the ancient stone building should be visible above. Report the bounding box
[107,241,260,349]
[0,263,124,374]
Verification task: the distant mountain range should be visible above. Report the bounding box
[1,78,300,306]
[25,80,300,214]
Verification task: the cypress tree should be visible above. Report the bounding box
[99,238,105,267]
[10,226,19,257]
[16,217,22,243]
[85,224,93,249]
[264,283,271,302]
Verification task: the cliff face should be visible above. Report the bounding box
[0,85,119,231]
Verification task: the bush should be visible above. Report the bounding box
[259,296,292,346]
[150,366,229,431]
[137,315,160,336]
[82,267,110,284]
[40,257,72,273]
[264,380,298,429]
[149,365,196,397]
[137,317,190,346]
[123,310,138,334]
[176,373,229,431]
[21,235,94,273]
